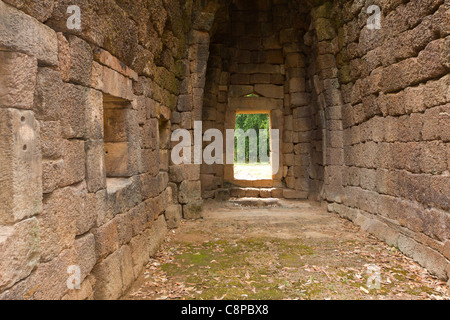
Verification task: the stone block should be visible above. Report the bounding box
[62,84,100,139]
[2,0,55,22]
[283,189,308,199]
[104,142,140,178]
[215,189,230,201]
[60,139,85,188]
[265,50,284,64]
[93,250,123,300]
[92,218,119,260]
[116,212,133,246]
[0,1,58,66]
[290,92,310,107]
[254,84,284,99]
[165,204,182,229]
[179,181,201,204]
[130,203,149,237]
[250,73,271,84]
[129,216,167,276]
[39,120,64,160]
[169,165,201,183]
[85,89,104,140]
[0,51,37,109]
[68,35,93,86]
[119,245,135,293]
[42,159,63,194]
[398,235,449,281]
[0,218,40,292]
[56,32,70,82]
[73,233,96,283]
[85,140,106,193]
[141,118,158,150]
[158,171,169,194]
[77,192,98,236]
[0,108,42,224]
[177,95,192,112]
[33,67,63,121]
[246,188,260,197]
[140,173,159,200]
[93,47,138,81]
[106,177,142,216]
[5,248,76,300]
[229,85,254,98]
[183,201,203,220]
[289,78,306,93]
[39,184,85,261]
[91,62,134,101]
[148,215,168,256]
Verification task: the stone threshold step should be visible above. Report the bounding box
[229,197,280,207]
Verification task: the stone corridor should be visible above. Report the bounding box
[125,200,449,300]
[0,0,448,300]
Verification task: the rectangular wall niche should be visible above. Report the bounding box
[103,94,138,178]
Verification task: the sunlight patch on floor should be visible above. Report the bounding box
[234,164,272,180]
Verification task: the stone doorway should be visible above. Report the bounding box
[233,111,273,181]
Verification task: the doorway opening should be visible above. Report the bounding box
[234,112,272,181]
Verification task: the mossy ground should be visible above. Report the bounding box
[125,201,449,300]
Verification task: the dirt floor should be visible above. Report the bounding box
[124,200,449,300]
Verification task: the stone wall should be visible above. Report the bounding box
[0,0,211,300]
[305,0,449,283]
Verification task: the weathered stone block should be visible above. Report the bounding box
[106,177,142,216]
[93,250,123,300]
[39,183,86,261]
[85,89,104,140]
[254,84,284,99]
[0,1,58,65]
[165,204,182,229]
[119,245,135,293]
[0,51,37,109]
[0,218,40,292]
[0,108,42,224]
[62,276,95,300]
[73,233,96,283]
[85,140,106,193]
[179,181,202,204]
[77,192,98,236]
[91,62,134,101]
[56,32,70,82]
[398,235,449,281]
[39,121,63,160]
[183,201,203,220]
[283,189,308,199]
[215,189,230,201]
[290,92,310,107]
[93,47,138,81]
[246,188,260,197]
[33,67,63,121]
[229,85,254,98]
[42,159,63,194]
[92,218,119,260]
[60,139,85,188]
[68,35,93,86]
[104,142,140,178]
[169,165,201,183]
[115,212,133,246]
[130,203,149,237]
